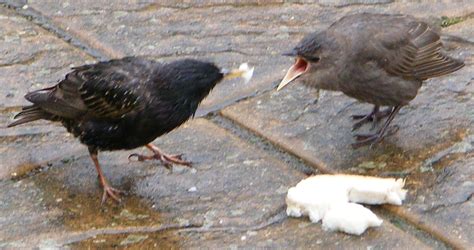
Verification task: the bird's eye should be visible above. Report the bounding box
[305,56,320,63]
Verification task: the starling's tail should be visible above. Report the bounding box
[7,105,51,127]
[8,87,58,127]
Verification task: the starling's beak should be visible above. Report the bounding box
[277,57,309,91]
[222,63,255,84]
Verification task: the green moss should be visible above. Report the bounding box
[440,16,464,28]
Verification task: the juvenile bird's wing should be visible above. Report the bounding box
[373,20,464,80]
[25,57,152,120]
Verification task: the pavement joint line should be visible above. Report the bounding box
[0,2,284,118]
[133,2,320,11]
[208,114,317,176]
[1,1,470,247]
[212,114,465,249]
[384,205,466,250]
[0,1,109,61]
[8,149,86,182]
[53,207,286,246]
[196,80,280,117]
[375,208,450,250]
[218,110,333,174]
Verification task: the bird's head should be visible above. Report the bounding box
[277,32,335,91]
[165,59,254,102]
[166,59,223,96]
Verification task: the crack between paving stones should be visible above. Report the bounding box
[145,48,256,59]
[0,49,71,67]
[1,3,272,115]
[441,35,474,46]
[384,205,468,249]
[211,113,472,248]
[422,192,473,213]
[53,207,286,246]
[326,1,394,9]
[3,1,471,248]
[133,2,321,12]
[151,30,266,39]
[0,2,109,61]
[0,55,37,67]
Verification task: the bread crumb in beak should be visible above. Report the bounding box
[222,63,255,84]
[239,63,255,84]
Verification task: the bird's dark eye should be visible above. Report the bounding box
[305,56,320,63]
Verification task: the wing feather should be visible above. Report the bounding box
[379,21,464,80]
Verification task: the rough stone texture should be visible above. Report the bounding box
[0,7,94,109]
[0,119,425,248]
[407,155,474,248]
[148,217,429,249]
[222,19,473,248]
[1,0,473,248]
[27,0,473,115]
[0,122,82,180]
[0,6,92,178]
[444,17,474,43]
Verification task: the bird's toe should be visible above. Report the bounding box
[101,185,124,205]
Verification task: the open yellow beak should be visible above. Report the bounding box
[277,58,309,91]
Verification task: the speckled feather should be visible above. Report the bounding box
[9,57,224,151]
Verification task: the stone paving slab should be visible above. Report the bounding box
[1,0,472,248]
[406,155,473,248]
[26,0,474,116]
[82,217,428,249]
[0,7,94,109]
[0,108,83,180]
[0,119,427,248]
[221,20,474,248]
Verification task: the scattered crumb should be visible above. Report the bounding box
[322,203,383,235]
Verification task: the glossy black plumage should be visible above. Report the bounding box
[11,57,223,150]
[278,13,465,147]
[9,57,225,203]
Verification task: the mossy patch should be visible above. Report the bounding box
[440,16,464,28]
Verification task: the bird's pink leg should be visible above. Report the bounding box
[90,151,124,204]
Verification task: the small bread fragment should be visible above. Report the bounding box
[286,185,347,223]
[322,203,383,235]
[347,177,407,205]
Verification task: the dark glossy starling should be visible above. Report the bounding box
[277,13,464,148]
[9,57,253,203]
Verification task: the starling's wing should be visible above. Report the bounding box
[69,58,150,119]
[26,57,149,120]
[375,21,464,80]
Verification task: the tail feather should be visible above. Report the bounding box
[8,105,51,127]
[13,105,41,118]
[8,87,58,127]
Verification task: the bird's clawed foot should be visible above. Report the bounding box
[89,150,125,205]
[352,106,392,131]
[352,125,399,148]
[128,144,192,170]
[101,183,125,205]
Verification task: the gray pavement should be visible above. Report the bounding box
[0,0,472,248]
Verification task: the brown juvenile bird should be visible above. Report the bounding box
[9,57,253,203]
[277,13,464,147]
